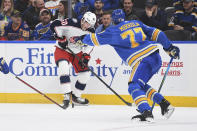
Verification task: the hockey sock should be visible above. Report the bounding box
[144,84,164,104]
[74,80,86,97]
[128,82,151,113]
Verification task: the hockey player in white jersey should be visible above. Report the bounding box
[50,12,96,109]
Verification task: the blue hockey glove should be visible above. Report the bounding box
[0,57,9,74]
[164,45,180,59]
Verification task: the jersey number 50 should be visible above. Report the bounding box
[120,27,146,48]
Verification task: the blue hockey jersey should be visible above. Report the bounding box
[33,22,54,40]
[82,20,172,67]
[4,21,30,40]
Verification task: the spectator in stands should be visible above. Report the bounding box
[74,0,91,21]
[54,0,68,20]
[14,0,30,14]
[139,0,168,31]
[94,0,104,28]
[54,0,75,20]
[122,0,139,20]
[166,0,197,40]
[33,8,54,40]
[95,11,112,33]
[23,0,45,30]
[173,0,197,10]
[87,0,120,11]
[45,0,60,17]
[0,0,18,36]
[2,11,30,40]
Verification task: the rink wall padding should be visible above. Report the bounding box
[0,41,197,107]
[0,93,197,107]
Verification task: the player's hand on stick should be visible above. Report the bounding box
[55,35,68,49]
[165,45,180,59]
[78,53,90,69]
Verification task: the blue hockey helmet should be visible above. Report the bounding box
[112,9,125,25]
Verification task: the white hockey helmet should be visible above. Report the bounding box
[82,11,96,27]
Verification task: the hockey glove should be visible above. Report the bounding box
[164,45,180,59]
[0,57,9,74]
[55,35,68,49]
[78,53,90,69]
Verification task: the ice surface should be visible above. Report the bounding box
[0,104,196,131]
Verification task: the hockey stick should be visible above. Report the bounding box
[66,47,132,106]
[151,57,173,111]
[15,76,65,109]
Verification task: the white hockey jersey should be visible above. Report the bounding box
[50,18,95,53]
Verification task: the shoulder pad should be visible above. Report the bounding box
[50,19,62,33]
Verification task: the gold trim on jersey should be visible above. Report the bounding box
[127,45,158,67]
[91,33,100,46]
[135,97,148,107]
[151,29,160,41]
[129,60,141,83]
[147,89,157,100]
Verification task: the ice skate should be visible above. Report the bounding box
[131,110,154,123]
[160,99,175,119]
[62,92,71,109]
[72,94,89,106]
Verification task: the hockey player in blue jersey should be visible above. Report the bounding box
[75,9,180,122]
[0,57,9,74]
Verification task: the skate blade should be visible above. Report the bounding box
[62,104,69,109]
[131,118,155,123]
[72,101,89,106]
[164,106,175,119]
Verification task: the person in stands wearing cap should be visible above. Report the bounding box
[33,8,54,40]
[166,0,197,40]
[139,0,168,31]
[2,11,30,40]
[93,0,104,28]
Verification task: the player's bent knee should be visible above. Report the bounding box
[128,82,142,95]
